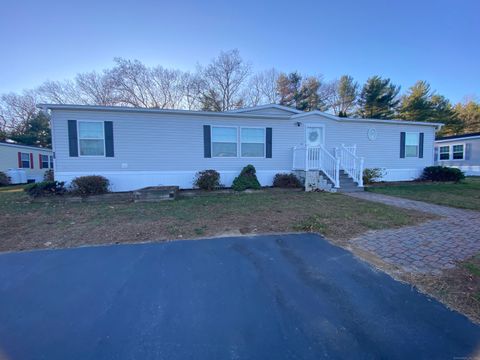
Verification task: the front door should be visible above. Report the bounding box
[306,126,324,147]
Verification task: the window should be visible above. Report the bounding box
[405,133,419,157]
[212,127,237,157]
[79,121,105,156]
[241,128,265,157]
[41,154,49,168]
[439,146,450,160]
[452,144,464,160]
[50,156,54,168]
[20,153,30,168]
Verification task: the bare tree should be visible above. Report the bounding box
[246,68,280,106]
[37,80,83,104]
[150,66,185,109]
[199,49,251,111]
[0,90,40,132]
[75,71,118,105]
[180,72,204,110]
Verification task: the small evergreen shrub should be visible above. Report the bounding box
[43,169,54,181]
[71,175,110,196]
[273,173,302,188]
[363,168,384,185]
[232,165,261,191]
[24,181,65,198]
[194,170,221,190]
[420,166,465,182]
[0,171,10,186]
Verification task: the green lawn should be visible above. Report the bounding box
[366,177,480,211]
[0,188,433,252]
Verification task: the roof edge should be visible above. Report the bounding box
[291,111,443,127]
[38,104,293,119]
[228,104,303,114]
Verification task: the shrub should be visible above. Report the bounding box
[273,173,302,188]
[24,181,65,198]
[363,168,384,185]
[71,175,110,196]
[420,166,465,182]
[0,172,10,187]
[232,165,261,191]
[43,169,54,181]
[194,170,221,191]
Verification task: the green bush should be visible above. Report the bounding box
[43,169,54,181]
[363,168,384,185]
[194,169,221,190]
[71,175,110,196]
[273,173,302,188]
[420,166,465,182]
[0,171,10,186]
[24,181,65,198]
[232,165,261,191]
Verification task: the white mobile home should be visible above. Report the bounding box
[0,142,53,183]
[435,132,480,176]
[40,104,442,192]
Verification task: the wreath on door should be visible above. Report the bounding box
[309,131,319,142]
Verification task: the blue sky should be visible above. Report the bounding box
[1,0,479,103]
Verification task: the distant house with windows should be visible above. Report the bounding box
[0,142,53,183]
[435,132,480,176]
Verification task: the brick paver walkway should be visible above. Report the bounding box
[346,192,480,274]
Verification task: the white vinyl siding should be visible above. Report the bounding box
[211,127,237,157]
[50,109,437,189]
[405,133,419,158]
[241,128,265,157]
[79,121,105,156]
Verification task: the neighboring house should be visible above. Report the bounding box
[39,103,442,192]
[435,132,480,176]
[0,142,53,183]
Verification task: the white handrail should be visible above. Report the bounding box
[339,144,364,187]
[305,146,339,187]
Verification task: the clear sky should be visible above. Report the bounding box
[0,0,479,103]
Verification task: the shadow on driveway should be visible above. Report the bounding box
[0,233,478,359]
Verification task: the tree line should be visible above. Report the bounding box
[1,49,478,148]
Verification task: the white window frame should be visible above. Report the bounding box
[451,143,465,161]
[437,143,466,161]
[20,152,30,168]
[438,145,450,161]
[405,132,420,158]
[211,126,238,158]
[40,154,50,168]
[77,121,106,157]
[240,127,266,158]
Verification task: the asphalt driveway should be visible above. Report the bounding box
[0,234,478,359]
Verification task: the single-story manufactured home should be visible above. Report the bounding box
[0,142,53,183]
[435,132,480,176]
[39,104,442,192]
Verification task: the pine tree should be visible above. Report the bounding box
[10,112,51,147]
[398,81,434,121]
[357,76,400,119]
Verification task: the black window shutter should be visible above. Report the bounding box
[203,125,211,158]
[68,120,78,157]
[104,121,114,157]
[266,128,272,158]
[418,132,424,158]
[400,132,406,158]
